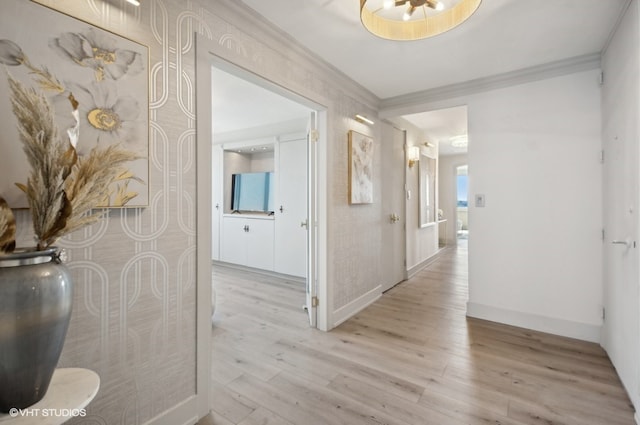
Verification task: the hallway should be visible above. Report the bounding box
[208,245,635,425]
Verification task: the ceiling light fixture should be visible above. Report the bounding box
[450,135,468,148]
[355,114,375,125]
[360,0,482,41]
[126,0,140,6]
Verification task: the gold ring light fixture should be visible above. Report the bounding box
[360,0,482,41]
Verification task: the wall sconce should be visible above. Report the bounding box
[126,0,140,6]
[407,146,420,168]
[355,114,374,125]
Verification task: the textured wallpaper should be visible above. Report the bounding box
[12,0,198,423]
[8,0,384,423]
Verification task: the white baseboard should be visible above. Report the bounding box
[142,396,200,425]
[466,302,601,343]
[212,261,305,284]
[332,285,381,328]
[406,250,443,279]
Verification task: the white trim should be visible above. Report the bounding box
[634,410,639,425]
[601,0,633,54]
[194,36,213,422]
[141,396,199,425]
[213,261,306,285]
[315,109,330,332]
[466,302,602,343]
[332,285,382,328]
[406,250,442,279]
[195,35,330,335]
[380,53,601,118]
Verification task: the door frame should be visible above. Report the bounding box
[195,37,330,415]
[454,163,468,245]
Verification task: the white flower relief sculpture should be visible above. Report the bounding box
[0,31,145,208]
[49,28,144,81]
[0,17,150,250]
[53,81,143,156]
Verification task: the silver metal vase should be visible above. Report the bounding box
[0,247,73,412]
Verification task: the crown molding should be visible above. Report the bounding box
[379,53,601,117]
[601,0,633,54]
[209,2,605,121]
[212,0,381,111]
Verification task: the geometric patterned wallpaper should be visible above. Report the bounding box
[16,0,198,422]
[12,0,383,423]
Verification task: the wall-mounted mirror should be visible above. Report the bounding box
[419,152,437,227]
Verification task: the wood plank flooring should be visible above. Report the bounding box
[203,243,636,425]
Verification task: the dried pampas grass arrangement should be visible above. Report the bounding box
[0,74,139,252]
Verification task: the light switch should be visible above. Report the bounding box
[475,194,486,208]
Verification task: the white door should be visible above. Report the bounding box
[602,132,639,379]
[212,145,223,260]
[274,138,307,277]
[305,112,318,327]
[380,124,407,292]
[602,43,639,398]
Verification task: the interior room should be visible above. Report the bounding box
[0,0,638,424]
[209,64,317,325]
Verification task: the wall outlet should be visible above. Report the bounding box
[475,194,486,207]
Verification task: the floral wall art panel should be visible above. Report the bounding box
[0,1,149,208]
[348,130,374,204]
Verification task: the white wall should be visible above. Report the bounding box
[601,0,640,416]
[466,70,603,342]
[386,68,604,342]
[439,154,468,245]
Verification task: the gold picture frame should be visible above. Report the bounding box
[348,130,374,204]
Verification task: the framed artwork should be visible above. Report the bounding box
[348,130,373,204]
[419,152,437,227]
[0,0,149,208]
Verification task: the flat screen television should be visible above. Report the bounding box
[230,172,274,213]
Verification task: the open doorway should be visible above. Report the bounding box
[456,165,468,244]
[209,63,321,327]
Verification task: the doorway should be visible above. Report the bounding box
[456,165,468,244]
[209,62,321,328]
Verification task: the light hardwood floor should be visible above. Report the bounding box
[204,243,636,425]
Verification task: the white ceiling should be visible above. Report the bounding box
[403,105,468,155]
[212,66,311,137]
[237,0,627,154]
[240,0,626,99]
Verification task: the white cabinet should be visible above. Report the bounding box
[216,134,308,277]
[221,215,274,271]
